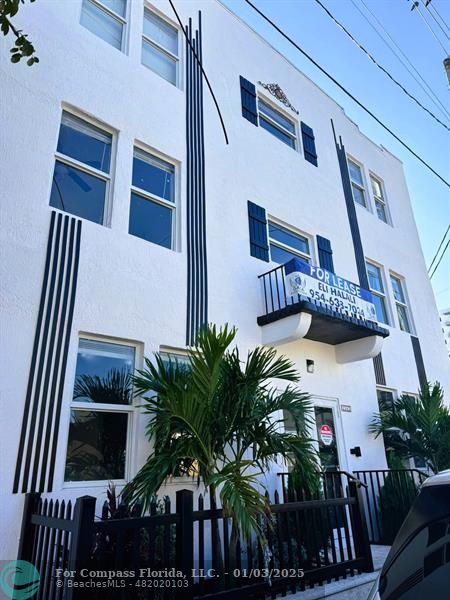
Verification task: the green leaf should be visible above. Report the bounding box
[11,54,21,63]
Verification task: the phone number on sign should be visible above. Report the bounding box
[308,289,368,317]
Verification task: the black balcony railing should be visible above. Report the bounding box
[257,264,389,345]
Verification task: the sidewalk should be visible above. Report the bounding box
[285,545,390,600]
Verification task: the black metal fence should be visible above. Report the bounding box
[279,468,428,546]
[17,483,373,600]
[353,469,428,544]
[278,470,362,503]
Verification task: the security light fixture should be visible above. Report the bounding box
[306,359,315,373]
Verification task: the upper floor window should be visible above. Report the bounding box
[347,158,367,208]
[258,99,297,149]
[80,0,127,50]
[129,147,176,249]
[370,175,389,223]
[50,111,113,225]
[366,261,389,325]
[269,221,310,264]
[390,274,412,333]
[142,8,179,85]
[65,337,136,482]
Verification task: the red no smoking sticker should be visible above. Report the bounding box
[320,424,333,446]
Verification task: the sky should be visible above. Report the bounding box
[222,0,450,311]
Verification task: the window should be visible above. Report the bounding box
[142,8,179,85]
[160,349,190,370]
[347,158,367,207]
[258,99,297,148]
[50,111,113,225]
[376,388,395,411]
[129,147,176,249]
[269,221,311,264]
[391,274,412,333]
[65,338,135,482]
[80,0,127,50]
[366,261,389,324]
[370,175,389,223]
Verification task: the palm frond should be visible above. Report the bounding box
[208,461,270,544]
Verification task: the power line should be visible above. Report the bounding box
[428,224,450,272]
[410,1,449,56]
[243,0,450,188]
[168,0,229,144]
[354,0,450,123]
[426,0,450,34]
[430,237,450,280]
[419,0,450,41]
[313,0,449,131]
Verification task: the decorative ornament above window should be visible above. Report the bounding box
[257,82,299,114]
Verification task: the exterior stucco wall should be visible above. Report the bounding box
[1,0,448,560]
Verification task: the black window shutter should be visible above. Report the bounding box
[301,122,318,166]
[240,76,258,126]
[248,201,269,261]
[317,235,334,272]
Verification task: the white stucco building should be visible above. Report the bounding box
[1,0,449,560]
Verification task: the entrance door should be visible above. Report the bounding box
[311,398,347,473]
[311,398,347,500]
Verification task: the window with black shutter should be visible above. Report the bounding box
[248,201,269,261]
[316,235,334,272]
[240,76,258,126]
[301,122,318,166]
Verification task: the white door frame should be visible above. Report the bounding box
[310,395,349,473]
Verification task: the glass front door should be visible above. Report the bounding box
[314,405,340,472]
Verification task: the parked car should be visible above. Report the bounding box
[368,469,450,599]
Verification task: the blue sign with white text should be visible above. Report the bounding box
[284,258,377,321]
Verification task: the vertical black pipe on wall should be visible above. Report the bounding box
[186,12,208,346]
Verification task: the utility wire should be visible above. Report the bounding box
[426,0,450,34]
[168,0,229,144]
[430,237,450,280]
[410,1,449,56]
[428,223,450,273]
[313,0,449,131]
[419,0,450,41]
[354,0,450,122]
[244,0,450,188]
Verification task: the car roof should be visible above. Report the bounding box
[421,469,450,487]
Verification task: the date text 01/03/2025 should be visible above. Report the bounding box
[192,568,305,578]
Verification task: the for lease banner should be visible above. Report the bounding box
[284,258,377,322]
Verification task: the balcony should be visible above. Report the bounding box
[257,258,389,363]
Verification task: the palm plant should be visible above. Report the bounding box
[370,382,450,473]
[122,324,318,542]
